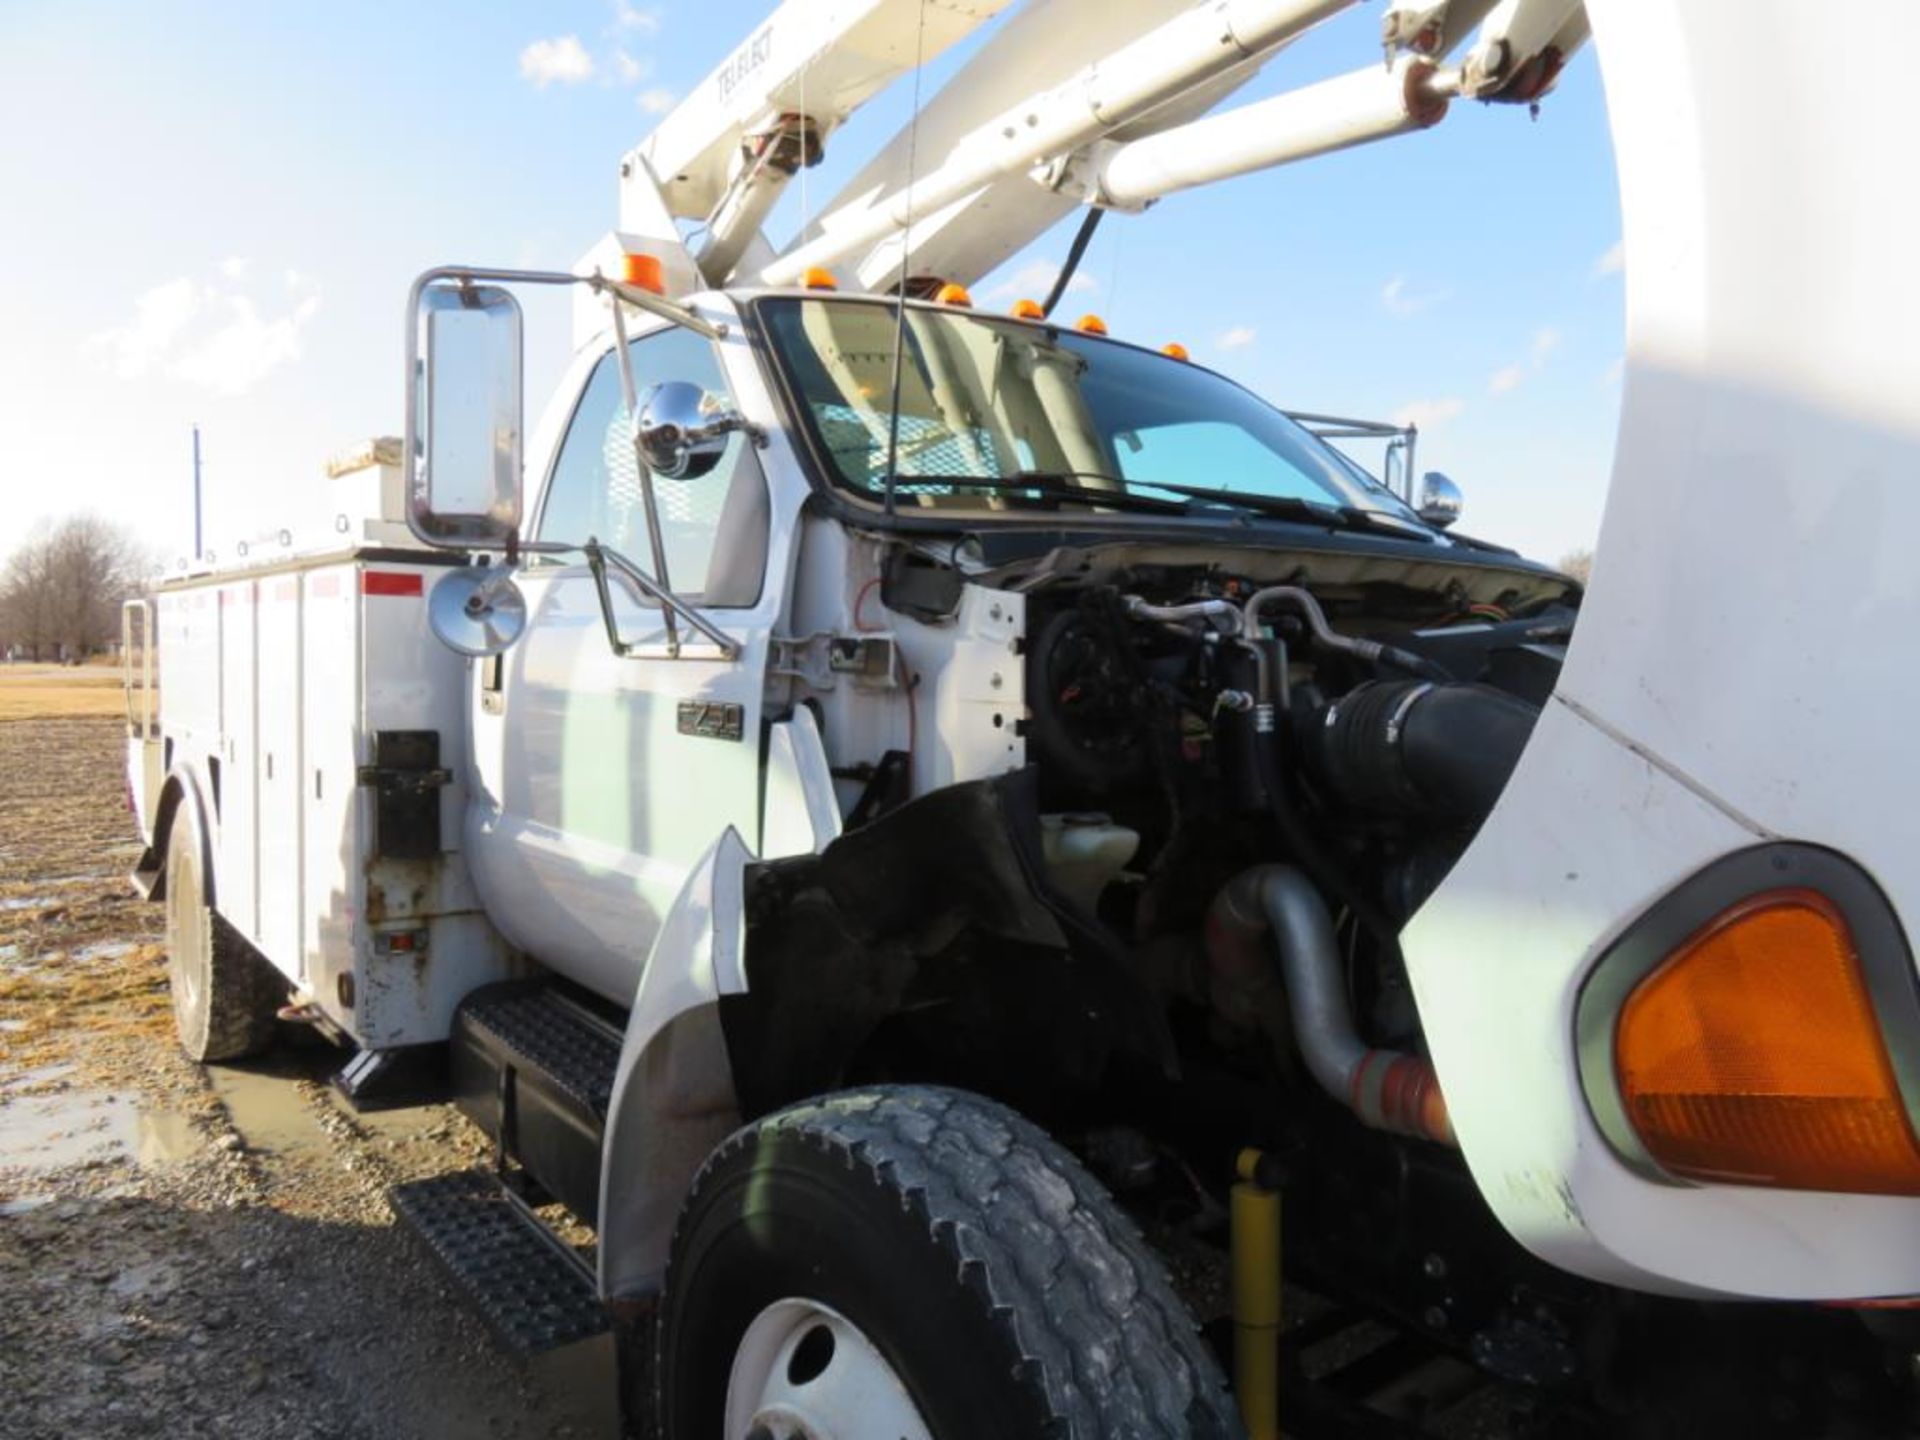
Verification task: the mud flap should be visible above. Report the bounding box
[726,769,1178,1118]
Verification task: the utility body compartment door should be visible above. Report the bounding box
[255,576,305,975]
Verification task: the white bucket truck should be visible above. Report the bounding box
[126,1,1920,1435]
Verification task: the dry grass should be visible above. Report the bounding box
[0,663,132,721]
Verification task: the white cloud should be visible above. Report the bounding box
[636,87,676,114]
[1592,239,1624,278]
[1488,325,1564,396]
[612,49,648,84]
[86,267,321,397]
[217,256,249,281]
[89,278,201,379]
[982,259,1097,303]
[1216,325,1256,351]
[1392,396,1464,431]
[520,35,595,88]
[612,2,663,32]
[1381,274,1450,318]
[171,293,322,396]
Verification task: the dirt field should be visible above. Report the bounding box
[0,714,617,1439]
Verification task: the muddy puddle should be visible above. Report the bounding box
[208,1052,451,1161]
[0,1082,196,1175]
[72,940,135,962]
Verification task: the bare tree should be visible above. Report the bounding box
[1557,547,1594,585]
[0,515,152,661]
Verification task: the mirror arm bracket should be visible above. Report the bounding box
[584,539,637,659]
[587,274,727,341]
[582,538,742,662]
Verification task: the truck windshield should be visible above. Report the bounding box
[757,296,1424,526]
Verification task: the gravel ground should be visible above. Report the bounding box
[0,716,616,1440]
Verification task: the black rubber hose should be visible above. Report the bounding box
[1376,643,1454,684]
[1253,720,1403,963]
[1041,208,1104,319]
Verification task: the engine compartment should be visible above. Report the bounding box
[1018,564,1575,994]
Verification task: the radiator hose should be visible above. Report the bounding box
[1207,864,1453,1145]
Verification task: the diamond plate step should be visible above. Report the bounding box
[390,1168,608,1356]
[458,985,622,1122]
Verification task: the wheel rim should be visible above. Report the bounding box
[723,1297,934,1440]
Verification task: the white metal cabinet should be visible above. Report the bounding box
[302,565,360,1018]
[255,576,305,979]
[214,581,259,937]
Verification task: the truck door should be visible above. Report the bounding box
[467,321,777,1005]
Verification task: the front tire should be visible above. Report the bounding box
[658,1085,1241,1439]
[163,803,279,1062]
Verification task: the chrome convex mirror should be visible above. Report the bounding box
[1417,471,1463,529]
[429,565,527,657]
[637,381,747,479]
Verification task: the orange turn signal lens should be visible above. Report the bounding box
[1076,313,1108,336]
[1615,889,1920,1194]
[620,252,666,295]
[801,267,839,291]
[1161,342,1190,361]
[1009,298,1045,319]
[933,281,973,308]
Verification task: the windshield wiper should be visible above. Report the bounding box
[882,472,1192,516]
[879,469,1434,538]
[1126,479,1437,541]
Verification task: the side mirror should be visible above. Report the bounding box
[407,281,524,547]
[428,565,527,657]
[637,381,746,480]
[1417,471,1463,529]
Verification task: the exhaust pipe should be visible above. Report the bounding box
[1207,864,1453,1145]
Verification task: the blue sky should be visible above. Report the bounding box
[0,0,1622,569]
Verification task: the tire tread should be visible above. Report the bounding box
[669,1085,1241,1439]
[165,812,279,1063]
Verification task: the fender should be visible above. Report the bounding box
[596,825,754,1300]
[142,761,217,906]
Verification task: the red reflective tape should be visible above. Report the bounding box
[361,571,422,597]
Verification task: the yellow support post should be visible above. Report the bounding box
[1232,1148,1282,1440]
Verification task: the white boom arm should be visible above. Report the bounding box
[616,0,1588,296]
[620,0,1018,286]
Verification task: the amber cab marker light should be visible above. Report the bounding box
[1162,342,1191,361]
[620,252,666,295]
[801,267,839,291]
[1077,313,1108,335]
[1614,888,1920,1195]
[1010,298,1045,319]
[933,281,973,308]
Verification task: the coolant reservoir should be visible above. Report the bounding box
[1039,813,1140,915]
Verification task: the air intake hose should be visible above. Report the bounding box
[1303,680,1539,822]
